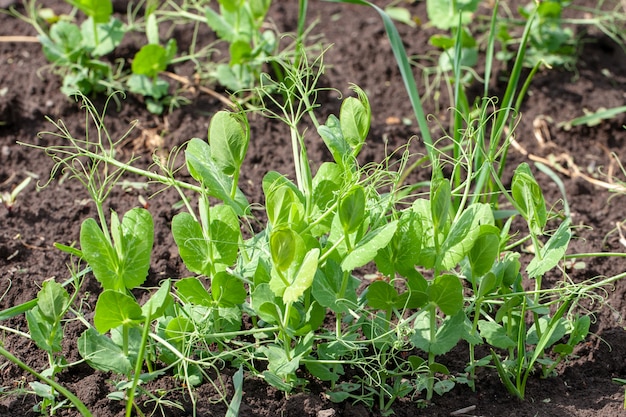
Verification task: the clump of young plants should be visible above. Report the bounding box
[5,3,626,417]
[15,0,126,96]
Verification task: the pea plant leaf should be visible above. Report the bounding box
[341,220,398,272]
[439,203,493,270]
[67,0,113,23]
[212,271,247,307]
[26,308,62,354]
[265,180,305,230]
[185,138,249,216]
[318,115,352,168]
[311,162,343,234]
[208,111,249,177]
[93,290,144,334]
[375,209,422,276]
[311,260,359,314]
[339,85,370,153]
[512,163,547,235]
[526,219,571,278]
[175,277,213,306]
[172,212,212,276]
[411,310,466,356]
[478,320,517,349]
[428,274,463,316]
[78,328,133,375]
[80,208,153,292]
[280,248,319,305]
[36,280,70,324]
[430,176,451,236]
[365,280,399,311]
[141,279,172,319]
[468,225,501,278]
[80,17,125,57]
[131,44,169,78]
[339,185,366,234]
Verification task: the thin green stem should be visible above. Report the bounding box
[125,315,152,417]
[0,345,93,417]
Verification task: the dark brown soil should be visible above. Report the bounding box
[2,0,626,416]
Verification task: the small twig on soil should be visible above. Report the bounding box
[510,118,626,193]
[162,71,236,109]
[615,221,626,249]
[0,36,39,43]
[449,405,480,416]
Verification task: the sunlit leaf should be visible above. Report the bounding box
[208,111,249,176]
[176,277,212,306]
[94,290,144,333]
[283,248,320,304]
[526,219,571,278]
[342,221,398,271]
[478,320,516,349]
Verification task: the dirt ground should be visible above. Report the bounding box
[2,0,626,416]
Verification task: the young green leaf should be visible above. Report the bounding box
[311,162,343,234]
[439,203,493,270]
[208,111,249,177]
[339,185,366,234]
[212,271,247,307]
[311,260,359,314]
[80,208,153,291]
[283,248,320,304]
[26,308,62,353]
[468,225,501,278]
[339,85,371,153]
[428,274,463,316]
[80,17,125,57]
[270,228,303,273]
[78,328,133,375]
[411,310,466,355]
[141,279,172,319]
[375,209,422,276]
[318,115,352,168]
[341,220,398,272]
[512,163,547,235]
[172,212,212,276]
[67,0,113,23]
[164,316,195,345]
[478,320,517,349]
[426,0,480,30]
[365,280,399,311]
[185,138,249,215]
[526,219,571,278]
[527,316,568,347]
[93,290,144,334]
[132,44,169,78]
[430,176,451,236]
[175,277,213,306]
[265,181,305,229]
[36,280,70,324]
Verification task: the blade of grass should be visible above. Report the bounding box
[0,345,94,417]
[326,0,434,164]
[226,366,244,417]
